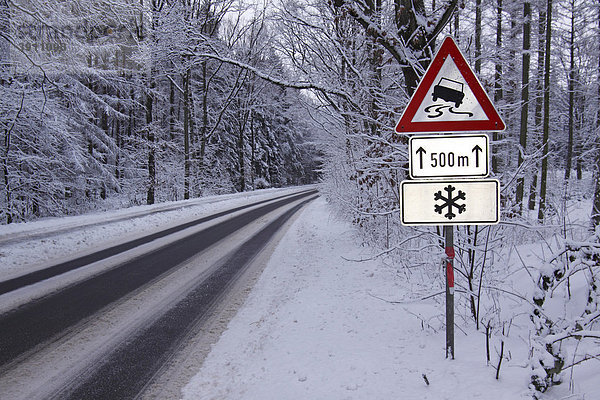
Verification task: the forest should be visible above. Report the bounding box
[2,0,600,396]
[0,0,322,223]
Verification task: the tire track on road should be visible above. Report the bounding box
[57,196,317,400]
[0,191,317,367]
[0,190,313,296]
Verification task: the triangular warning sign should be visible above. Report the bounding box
[395,36,505,134]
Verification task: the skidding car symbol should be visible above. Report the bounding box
[432,78,465,108]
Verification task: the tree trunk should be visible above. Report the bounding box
[100,111,108,200]
[395,0,428,96]
[189,85,198,197]
[516,1,531,212]
[493,0,503,174]
[238,122,246,192]
[538,0,552,222]
[146,82,155,205]
[250,110,256,189]
[361,0,383,142]
[332,0,456,96]
[573,81,583,181]
[144,1,158,206]
[183,69,191,200]
[128,87,135,139]
[169,78,176,140]
[591,0,600,229]
[475,0,482,74]
[565,0,575,182]
[115,116,120,182]
[1,0,11,223]
[3,125,11,224]
[508,6,518,129]
[0,0,9,81]
[529,7,547,211]
[200,60,209,178]
[453,6,459,41]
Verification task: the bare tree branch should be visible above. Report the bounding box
[189,52,359,108]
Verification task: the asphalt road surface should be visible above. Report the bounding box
[0,189,317,399]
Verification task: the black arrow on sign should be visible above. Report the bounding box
[472,145,482,168]
[416,147,426,169]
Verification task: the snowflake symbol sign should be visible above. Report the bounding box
[434,185,466,220]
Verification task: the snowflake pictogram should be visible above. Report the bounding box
[434,185,466,220]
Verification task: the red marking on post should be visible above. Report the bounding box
[446,262,454,288]
[445,246,455,288]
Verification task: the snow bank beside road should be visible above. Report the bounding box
[182,198,531,400]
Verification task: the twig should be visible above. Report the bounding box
[496,339,504,380]
[499,220,562,230]
[476,227,492,329]
[512,245,536,282]
[562,353,600,370]
[486,321,492,365]
[367,290,464,304]
[342,233,432,262]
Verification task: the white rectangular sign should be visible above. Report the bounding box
[409,134,489,179]
[401,179,499,226]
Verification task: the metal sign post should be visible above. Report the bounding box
[444,225,455,359]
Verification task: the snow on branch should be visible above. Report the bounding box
[189,52,356,105]
[336,3,408,65]
[546,330,600,344]
[333,0,459,65]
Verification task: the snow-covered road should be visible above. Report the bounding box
[0,188,317,399]
[0,187,312,281]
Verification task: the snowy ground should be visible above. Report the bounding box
[2,186,597,399]
[182,197,552,400]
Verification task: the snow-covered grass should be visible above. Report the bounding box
[183,197,599,400]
